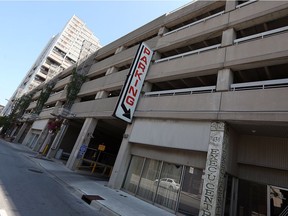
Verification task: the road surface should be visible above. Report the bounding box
[0,139,102,216]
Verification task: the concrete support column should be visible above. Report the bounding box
[22,127,33,146]
[225,0,237,12]
[221,28,236,48]
[152,51,161,61]
[33,128,49,152]
[216,69,234,92]
[95,91,109,99]
[55,101,63,107]
[199,122,229,216]
[14,123,28,143]
[142,82,153,94]
[115,46,126,54]
[46,120,69,159]
[158,26,168,36]
[106,66,118,75]
[10,126,18,137]
[66,118,98,170]
[108,124,132,189]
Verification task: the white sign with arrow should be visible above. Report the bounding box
[113,42,153,123]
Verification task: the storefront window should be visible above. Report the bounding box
[237,180,267,216]
[136,159,161,202]
[123,156,144,194]
[155,162,182,211]
[178,166,204,216]
[123,156,205,214]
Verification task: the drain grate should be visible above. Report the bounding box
[81,195,104,204]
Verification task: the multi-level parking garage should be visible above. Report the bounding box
[10,0,288,215]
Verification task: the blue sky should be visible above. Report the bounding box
[0,0,191,106]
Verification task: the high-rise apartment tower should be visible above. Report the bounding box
[2,15,101,116]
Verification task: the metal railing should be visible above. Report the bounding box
[236,0,258,9]
[231,78,288,91]
[164,10,225,36]
[234,26,288,45]
[145,86,216,97]
[155,44,221,64]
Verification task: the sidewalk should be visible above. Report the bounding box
[9,141,175,216]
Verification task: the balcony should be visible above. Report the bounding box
[229,1,288,26]
[53,75,71,91]
[136,91,221,120]
[147,46,225,82]
[39,107,55,119]
[45,91,63,105]
[51,107,70,117]
[26,101,37,111]
[70,97,118,118]
[231,78,288,91]
[22,113,38,121]
[48,51,63,65]
[79,69,129,96]
[225,30,288,69]
[32,91,41,100]
[88,46,138,77]
[36,71,47,80]
[218,87,288,122]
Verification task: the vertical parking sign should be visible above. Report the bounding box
[113,42,153,123]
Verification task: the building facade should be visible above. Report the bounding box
[9,0,288,215]
[2,15,101,116]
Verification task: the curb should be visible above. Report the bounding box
[5,141,121,216]
[90,200,121,216]
[30,155,120,216]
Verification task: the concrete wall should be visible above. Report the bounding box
[88,46,137,77]
[79,69,129,96]
[225,32,288,70]
[147,48,225,82]
[70,97,117,118]
[130,143,207,169]
[237,135,288,187]
[31,119,49,130]
[53,75,71,91]
[129,119,211,152]
[45,91,63,105]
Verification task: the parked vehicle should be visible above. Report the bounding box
[155,178,180,191]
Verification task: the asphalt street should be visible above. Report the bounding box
[0,139,102,216]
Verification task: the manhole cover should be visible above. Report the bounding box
[81,195,104,204]
[28,168,43,174]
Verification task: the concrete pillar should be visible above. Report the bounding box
[33,127,49,152]
[55,101,63,107]
[95,91,109,99]
[158,26,168,36]
[199,122,229,216]
[115,46,126,54]
[152,51,161,61]
[225,0,237,12]
[66,118,98,170]
[106,67,118,75]
[38,132,55,154]
[22,127,33,146]
[216,69,234,92]
[108,124,132,189]
[142,82,153,94]
[14,123,28,143]
[46,120,69,159]
[221,28,236,47]
[11,126,18,137]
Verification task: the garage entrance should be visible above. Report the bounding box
[78,119,126,177]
